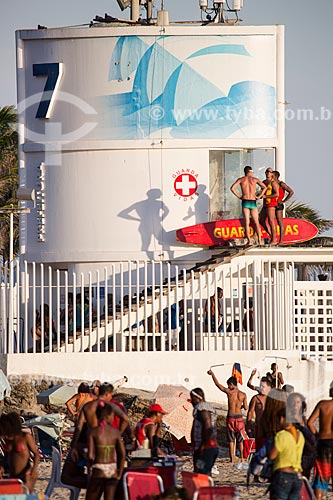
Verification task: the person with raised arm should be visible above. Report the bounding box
[207,369,247,463]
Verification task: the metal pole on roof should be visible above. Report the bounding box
[131,0,140,20]
[147,0,153,20]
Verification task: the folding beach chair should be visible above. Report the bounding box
[44,446,80,500]
[123,471,164,500]
[193,485,239,500]
[0,479,26,494]
[300,476,316,500]
[181,471,214,498]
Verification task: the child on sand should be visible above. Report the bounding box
[0,412,39,493]
[86,402,126,500]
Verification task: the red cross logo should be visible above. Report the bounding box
[174,174,198,197]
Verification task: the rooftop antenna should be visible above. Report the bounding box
[199,0,244,24]
[157,0,169,26]
[131,0,140,20]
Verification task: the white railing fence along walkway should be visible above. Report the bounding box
[0,257,298,355]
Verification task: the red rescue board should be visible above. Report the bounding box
[176,218,318,246]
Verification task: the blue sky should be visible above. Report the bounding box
[1,0,332,226]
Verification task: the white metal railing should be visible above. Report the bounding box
[294,281,333,360]
[0,257,304,356]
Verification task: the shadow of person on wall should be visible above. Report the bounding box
[183,184,210,224]
[118,188,169,259]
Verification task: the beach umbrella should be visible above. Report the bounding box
[152,384,192,443]
[23,413,64,440]
[37,384,77,406]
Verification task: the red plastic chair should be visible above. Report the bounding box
[123,471,164,500]
[193,485,239,500]
[0,479,26,494]
[181,471,214,498]
[300,476,316,500]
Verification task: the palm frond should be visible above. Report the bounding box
[286,201,333,234]
[0,106,17,151]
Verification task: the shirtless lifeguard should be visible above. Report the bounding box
[230,166,267,246]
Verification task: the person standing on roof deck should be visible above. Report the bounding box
[230,166,267,246]
[272,170,294,245]
[190,388,219,476]
[259,167,279,245]
[207,370,248,463]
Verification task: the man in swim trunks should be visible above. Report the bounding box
[307,382,333,499]
[259,167,279,245]
[207,370,248,462]
[70,383,129,462]
[246,376,271,452]
[272,170,294,245]
[230,166,267,246]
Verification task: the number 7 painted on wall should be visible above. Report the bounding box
[32,62,63,119]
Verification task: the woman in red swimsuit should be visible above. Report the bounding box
[259,168,279,245]
[273,171,294,245]
[0,412,40,492]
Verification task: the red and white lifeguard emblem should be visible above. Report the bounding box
[174,174,198,197]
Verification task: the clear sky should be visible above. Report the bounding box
[1,0,332,227]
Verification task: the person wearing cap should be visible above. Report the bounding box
[190,388,219,475]
[230,166,267,246]
[134,403,168,456]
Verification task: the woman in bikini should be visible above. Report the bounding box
[0,412,39,493]
[86,402,126,500]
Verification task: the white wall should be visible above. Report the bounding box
[17,25,284,266]
[3,350,332,413]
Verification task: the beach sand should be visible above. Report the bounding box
[6,381,333,498]
[35,451,333,499]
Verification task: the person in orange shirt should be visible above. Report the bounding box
[66,382,96,421]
